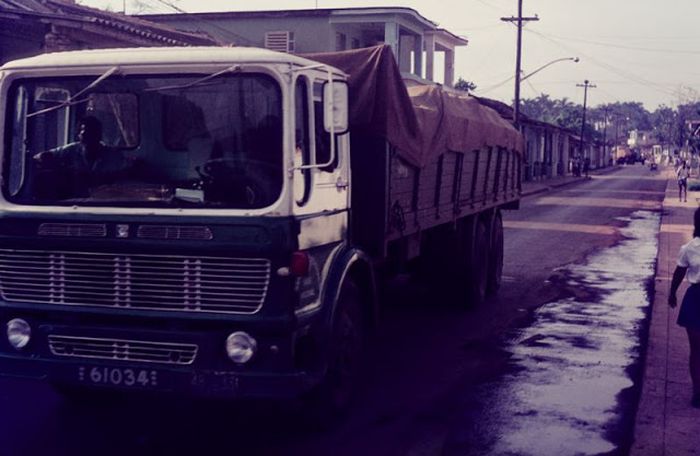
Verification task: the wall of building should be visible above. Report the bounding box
[0,19,46,65]
[333,23,376,50]
[149,16,334,52]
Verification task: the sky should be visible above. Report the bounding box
[79,0,700,110]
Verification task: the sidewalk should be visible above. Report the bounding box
[520,165,621,197]
[631,171,700,455]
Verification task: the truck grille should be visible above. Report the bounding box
[137,225,213,241]
[48,335,198,365]
[38,223,107,238]
[0,249,270,314]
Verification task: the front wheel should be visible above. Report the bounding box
[303,280,365,424]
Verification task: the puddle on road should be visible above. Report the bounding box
[445,210,660,456]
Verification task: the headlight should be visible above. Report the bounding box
[225,331,257,364]
[7,318,31,350]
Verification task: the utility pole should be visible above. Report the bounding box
[602,106,609,165]
[577,79,596,159]
[501,1,539,127]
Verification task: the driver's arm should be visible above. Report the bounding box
[33,144,72,165]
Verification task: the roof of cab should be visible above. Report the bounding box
[0,46,335,72]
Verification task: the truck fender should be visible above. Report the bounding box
[321,245,378,335]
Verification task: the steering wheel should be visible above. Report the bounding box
[198,157,280,207]
[202,157,280,177]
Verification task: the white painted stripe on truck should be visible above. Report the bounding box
[298,211,348,250]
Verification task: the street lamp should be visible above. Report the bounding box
[521,57,579,82]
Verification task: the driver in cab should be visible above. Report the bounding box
[33,116,136,197]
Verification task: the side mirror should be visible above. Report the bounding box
[323,81,349,134]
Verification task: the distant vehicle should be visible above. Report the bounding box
[650,162,658,170]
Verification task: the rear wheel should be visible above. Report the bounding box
[451,217,489,307]
[304,280,365,425]
[465,219,489,306]
[487,211,504,295]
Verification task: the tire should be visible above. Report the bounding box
[304,280,365,425]
[418,226,458,297]
[487,211,504,295]
[464,219,489,306]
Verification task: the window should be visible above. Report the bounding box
[295,77,311,205]
[5,74,283,209]
[313,81,339,172]
[265,31,295,53]
[86,93,139,148]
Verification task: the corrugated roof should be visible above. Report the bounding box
[0,0,217,46]
[0,0,51,13]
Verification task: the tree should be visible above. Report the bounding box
[454,77,477,93]
[650,105,677,146]
[521,94,585,133]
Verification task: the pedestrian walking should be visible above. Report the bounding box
[677,161,690,203]
[583,157,590,179]
[669,207,700,408]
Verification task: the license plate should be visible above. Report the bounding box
[78,366,159,389]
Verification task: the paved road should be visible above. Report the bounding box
[0,164,666,456]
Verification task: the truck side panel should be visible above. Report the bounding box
[350,133,521,259]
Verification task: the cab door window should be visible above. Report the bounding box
[294,76,311,205]
[313,81,339,172]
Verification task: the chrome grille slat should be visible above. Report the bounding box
[1,292,263,305]
[38,223,107,238]
[0,268,269,281]
[48,335,198,365]
[0,249,269,314]
[0,282,267,294]
[14,298,259,311]
[137,225,214,241]
[0,257,269,268]
[0,282,266,296]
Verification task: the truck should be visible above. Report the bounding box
[0,45,521,416]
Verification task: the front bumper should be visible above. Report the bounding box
[0,354,319,399]
[0,309,325,399]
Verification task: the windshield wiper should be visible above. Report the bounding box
[27,66,120,118]
[143,65,241,93]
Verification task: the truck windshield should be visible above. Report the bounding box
[3,73,283,209]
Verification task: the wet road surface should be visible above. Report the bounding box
[0,164,667,455]
[442,211,659,455]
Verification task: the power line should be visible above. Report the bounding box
[140,0,257,46]
[473,0,511,14]
[154,0,186,13]
[530,31,700,55]
[525,78,541,97]
[478,73,517,94]
[524,28,679,98]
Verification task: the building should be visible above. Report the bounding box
[476,96,581,181]
[141,7,468,87]
[627,129,656,156]
[0,0,216,66]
